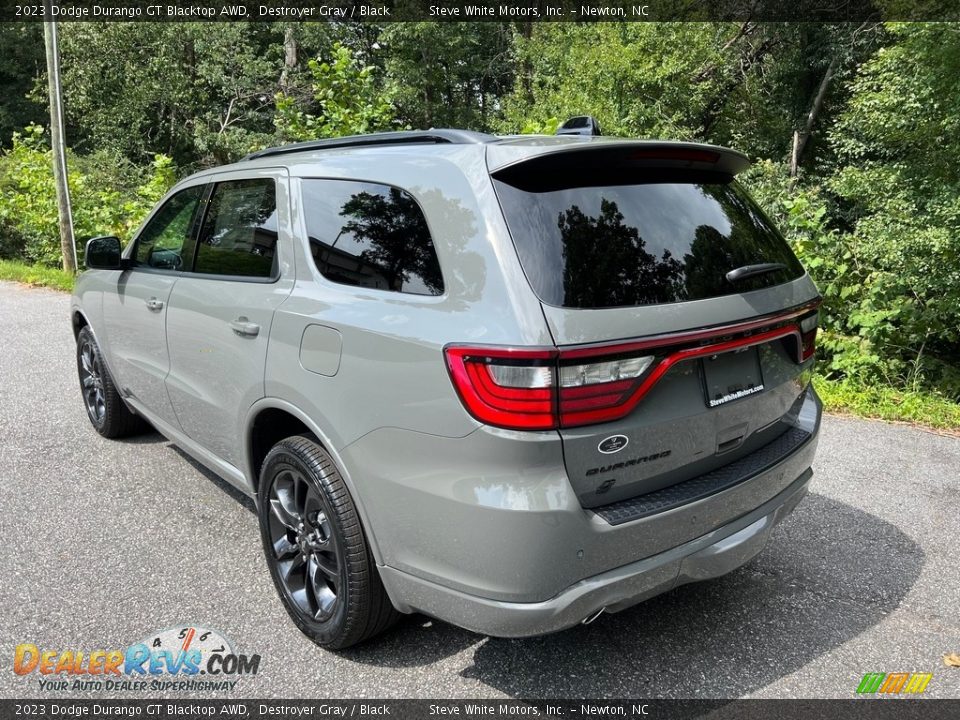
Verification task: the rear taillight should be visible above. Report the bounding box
[444,346,656,430]
[445,302,820,431]
[444,347,557,430]
[799,311,818,361]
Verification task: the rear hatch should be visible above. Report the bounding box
[489,141,820,508]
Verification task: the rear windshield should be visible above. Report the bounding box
[494,177,804,309]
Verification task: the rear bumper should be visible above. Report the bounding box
[380,463,812,637]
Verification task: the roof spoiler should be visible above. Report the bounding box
[489,141,751,188]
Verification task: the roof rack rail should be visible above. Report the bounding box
[242,129,495,161]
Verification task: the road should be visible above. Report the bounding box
[0,280,958,700]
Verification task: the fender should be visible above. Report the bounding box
[243,397,384,564]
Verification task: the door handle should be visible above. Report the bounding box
[145,297,164,311]
[229,317,260,337]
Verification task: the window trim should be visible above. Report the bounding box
[128,178,283,284]
[297,176,447,299]
[188,177,282,283]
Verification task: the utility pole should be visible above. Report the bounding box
[43,4,77,274]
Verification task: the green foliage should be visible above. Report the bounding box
[58,23,280,166]
[500,23,725,137]
[379,23,515,131]
[814,375,960,431]
[821,23,960,397]
[0,125,175,266]
[0,259,75,292]
[274,43,398,142]
[517,117,560,135]
[0,23,45,148]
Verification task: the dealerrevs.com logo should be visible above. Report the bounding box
[13,626,260,693]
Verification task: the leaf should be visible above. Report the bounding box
[945,653,960,667]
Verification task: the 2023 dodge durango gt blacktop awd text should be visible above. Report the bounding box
[71,130,822,649]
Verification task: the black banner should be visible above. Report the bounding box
[3,700,960,720]
[3,0,960,23]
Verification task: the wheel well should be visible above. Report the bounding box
[72,311,88,339]
[248,408,313,491]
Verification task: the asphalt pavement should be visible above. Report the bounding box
[1,280,958,700]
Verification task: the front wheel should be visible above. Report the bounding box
[76,326,148,438]
[257,435,399,649]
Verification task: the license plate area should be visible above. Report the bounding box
[701,346,764,408]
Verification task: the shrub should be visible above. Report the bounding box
[0,124,175,266]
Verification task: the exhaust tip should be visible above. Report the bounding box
[581,608,606,625]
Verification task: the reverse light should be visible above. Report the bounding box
[559,356,653,387]
[488,364,554,388]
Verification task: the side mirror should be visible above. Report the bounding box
[85,236,123,270]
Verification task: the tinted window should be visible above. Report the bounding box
[494,177,805,308]
[194,179,277,278]
[301,179,443,296]
[134,185,204,270]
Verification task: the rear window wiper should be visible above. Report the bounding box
[725,263,787,284]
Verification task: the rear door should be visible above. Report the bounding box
[101,182,206,428]
[164,169,294,468]
[491,145,820,508]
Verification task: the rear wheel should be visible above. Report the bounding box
[257,435,399,649]
[76,327,148,438]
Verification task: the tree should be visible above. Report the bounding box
[819,22,960,391]
[57,23,280,166]
[558,200,684,307]
[338,187,443,294]
[379,23,514,130]
[0,23,45,148]
[274,42,398,142]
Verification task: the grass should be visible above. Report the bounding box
[814,375,960,433]
[1,257,957,432]
[0,259,75,292]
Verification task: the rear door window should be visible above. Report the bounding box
[301,179,443,296]
[194,178,278,279]
[494,177,804,308]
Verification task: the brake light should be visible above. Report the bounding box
[444,347,557,430]
[630,148,721,164]
[444,346,656,430]
[444,302,821,431]
[799,311,818,361]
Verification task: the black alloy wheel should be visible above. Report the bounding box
[257,435,399,648]
[75,326,147,438]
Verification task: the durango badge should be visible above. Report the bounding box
[598,435,629,454]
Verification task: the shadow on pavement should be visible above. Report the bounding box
[169,445,257,513]
[347,492,923,697]
[115,429,167,445]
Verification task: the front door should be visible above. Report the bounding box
[101,183,206,428]
[164,170,293,468]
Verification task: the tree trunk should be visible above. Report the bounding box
[280,25,298,91]
[790,56,838,179]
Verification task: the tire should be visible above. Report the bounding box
[76,326,148,438]
[257,435,399,649]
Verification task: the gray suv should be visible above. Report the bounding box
[72,130,822,649]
